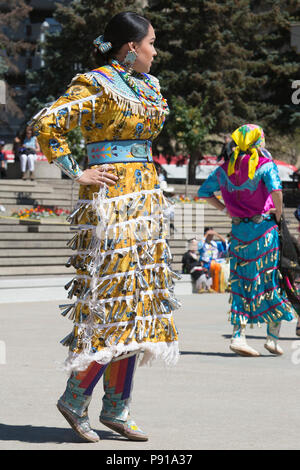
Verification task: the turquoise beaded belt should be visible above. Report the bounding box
[232,214,275,225]
[86,139,153,165]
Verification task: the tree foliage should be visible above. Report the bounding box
[27,0,141,108]
[167,97,215,183]
[0,0,33,127]
[25,0,300,164]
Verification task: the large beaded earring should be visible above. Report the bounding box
[122,50,138,74]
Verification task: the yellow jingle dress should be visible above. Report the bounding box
[33,65,180,374]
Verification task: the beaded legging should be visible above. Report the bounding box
[60,354,138,419]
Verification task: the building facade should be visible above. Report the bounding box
[0,0,71,141]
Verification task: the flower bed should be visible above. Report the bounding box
[173,195,222,204]
[12,205,70,220]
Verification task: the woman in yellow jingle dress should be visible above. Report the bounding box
[33,12,180,443]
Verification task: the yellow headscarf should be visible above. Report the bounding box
[228,124,265,180]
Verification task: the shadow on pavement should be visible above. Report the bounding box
[180,350,236,358]
[222,334,299,341]
[180,350,272,358]
[0,423,124,444]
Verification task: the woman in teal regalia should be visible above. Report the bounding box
[198,124,295,357]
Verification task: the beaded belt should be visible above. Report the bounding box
[86,139,153,165]
[232,214,275,225]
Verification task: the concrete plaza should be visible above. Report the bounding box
[0,291,299,450]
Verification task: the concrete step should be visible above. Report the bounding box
[0,191,72,200]
[0,248,72,257]
[0,240,69,248]
[0,232,70,240]
[0,265,75,276]
[0,256,70,266]
[0,217,19,224]
[0,225,31,232]
[0,224,70,233]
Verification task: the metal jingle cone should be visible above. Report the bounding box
[67,281,78,299]
[150,316,157,338]
[66,205,81,224]
[168,268,182,280]
[93,304,106,322]
[104,283,116,298]
[167,296,182,310]
[82,287,92,301]
[138,272,149,290]
[115,301,126,321]
[149,268,154,286]
[97,280,111,296]
[66,233,79,250]
[168,320,176,340]
[59,303,75,317]
[127,274,134,292]
[65,256,73,268]
[113,301,123,321]
[111,254,123,273]
[154,271,161,289]
[64,277,75,291]
[101,255,113,275]
[152,298,161,316]
[159,299,168,314]
[121,276,129,295]
[107,301,116,323]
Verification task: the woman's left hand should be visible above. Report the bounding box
[267,207,282,223]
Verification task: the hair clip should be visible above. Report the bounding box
[93,35,112,54]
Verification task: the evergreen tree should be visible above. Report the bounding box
[146,0,300,158]
[0,0,33,128]
[248,0,300,133]
[26,0,141,112]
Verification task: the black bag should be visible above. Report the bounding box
[20,147,36,156]
[278,216,300,315]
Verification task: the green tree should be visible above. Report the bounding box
[168,97,214,185]
[26,0,141,114]
[0,0,33,128]
[146,0,300,158]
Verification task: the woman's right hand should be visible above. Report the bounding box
[77,166,118,186]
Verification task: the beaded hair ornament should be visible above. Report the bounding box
[93,35,112,54]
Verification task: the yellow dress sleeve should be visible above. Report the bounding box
[33,74,103,163]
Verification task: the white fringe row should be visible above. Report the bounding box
[31,71,168,131]
[60,185,181,373]
[61,340,179,376]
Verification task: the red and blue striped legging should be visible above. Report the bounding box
[60,354,138,418]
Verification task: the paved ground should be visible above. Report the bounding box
[0,292,299,450]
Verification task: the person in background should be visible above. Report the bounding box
[293,206,300,336]
[198,227,229,292]
[0,140,7,178]
[182,239,213,292]
[217,135,235,162]
[16,126,40,180]
[197,123,295,357]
